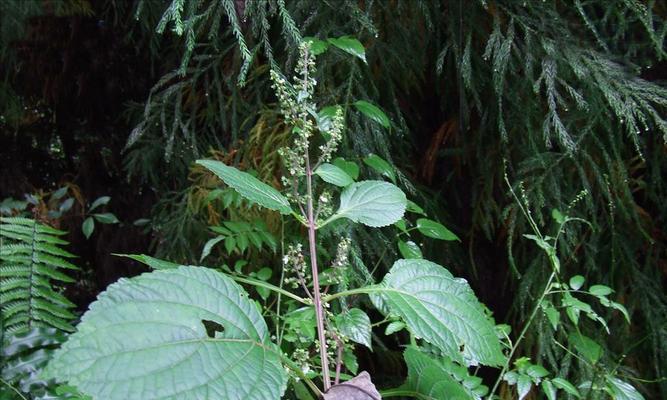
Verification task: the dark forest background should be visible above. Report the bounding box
[1,0,666,398]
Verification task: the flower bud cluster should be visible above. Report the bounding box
[270,42,320,208]
[270,69,298,125]
[315,326,345,368]
[291,347,312,376]
[294,42,317,108]
[331,238,351,269]
[318,108,345,163]
[316,190,333,220]
[282,243,309,289]
[322,238,351,285]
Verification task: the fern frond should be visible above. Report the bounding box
[0,217,77,334]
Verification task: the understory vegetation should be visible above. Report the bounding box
[1,0,666,399]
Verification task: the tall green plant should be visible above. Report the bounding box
[43,41,504,400]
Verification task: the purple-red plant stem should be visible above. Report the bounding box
[306,158,331,391]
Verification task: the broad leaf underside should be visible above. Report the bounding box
[45,266,287,400]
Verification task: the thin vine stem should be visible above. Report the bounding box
[0,378,28,400]
[230,275,307,304]
[489,270,556,398]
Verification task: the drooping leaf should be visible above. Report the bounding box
[569,333,603,364]
[363,154,396,183]
[333,158,360,180]
[384,321,406,335]
[551,209,566,224]
[543,305,560,330]
[589,284,613,296]
[343,348,359,375]
[303,36,328,55]
[399,348,473,400]
[200,236,225,261]
[353,100,390,128]
[394,219,408,233]
[52,187,68,200]
[315,163,354,187]
[197,160,292,215]
[517,375,532,400]
[551,378,580,398]
[398,240,422,259]
[327,181,406,227]
[569,275,585,290]
[133,218,150,226]
[224,236,236,254]
[44,266,287,400]
[89,196,111,211]
[327,36,366,63]
[526,365,549,378]
[336,308,372,349]
[256,268,273,281]
[416,218,459,241]
[59,198,75,213]
[81,217,94,239]
[92,213,119,224]
[542,380,557,400]
[605,376,645,400]
[114,253,179,270]
[406,200,426,215]
[379,259,505,366]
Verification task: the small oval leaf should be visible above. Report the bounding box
[89,196,111,211]
[363,154,396,183]
[353,100,390,128]
[92,213,119,224]
[416,218,459,241]
[304,36,328,55]
[333,157,360,180]
[329,181,406,227]
[315,163,354,187]
[336,308,372,349]
[569,275,585,290]
[327,36,366,63]
[589,284,613,296]
[398,240,422,259]
[82,217,94,239]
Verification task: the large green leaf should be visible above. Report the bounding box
[399,348,472,400]
[44,266,287,400]
[197,159,292,215]
[326,181,406,227]
[379,259,505,366]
